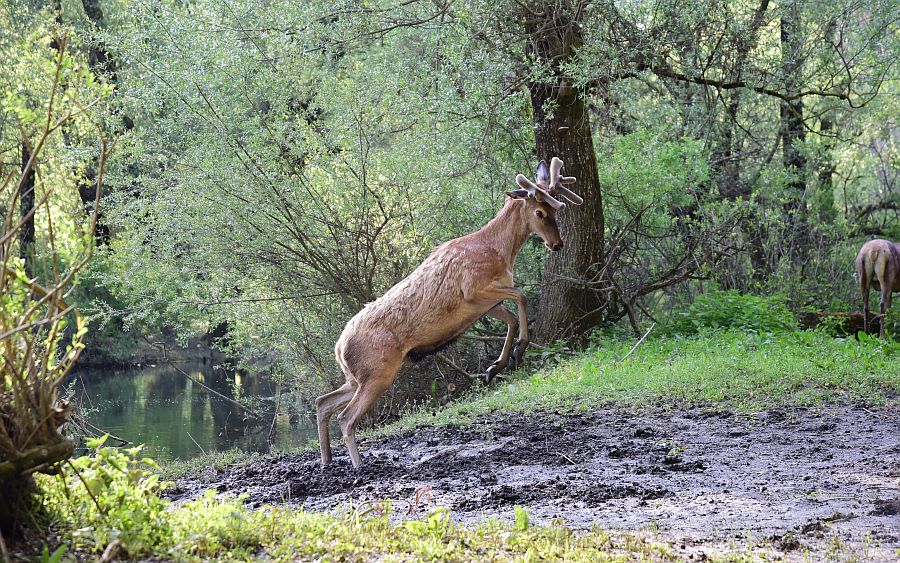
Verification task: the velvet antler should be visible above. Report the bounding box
[548,157,582,205]
[514,173,566,210]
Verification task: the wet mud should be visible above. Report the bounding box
[170,406,900,558]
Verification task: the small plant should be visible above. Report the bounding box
[657,439,686,458]
[527,339,574,368]
[38,436,172,556]
[514,505,531,531]
[39,545,67,563]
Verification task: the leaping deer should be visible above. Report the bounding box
[856,239,900,338]
[316,157,582,467]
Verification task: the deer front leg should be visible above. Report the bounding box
[509,287,529,366]
[485,304,517,383]
[476,285,529,373]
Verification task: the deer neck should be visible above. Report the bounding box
[479,199,531,265]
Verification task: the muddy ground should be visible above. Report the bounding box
[171,406,900,559]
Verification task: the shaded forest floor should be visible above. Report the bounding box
[170,405,900,560]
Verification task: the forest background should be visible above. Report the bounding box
[1,0,897,399]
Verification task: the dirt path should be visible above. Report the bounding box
[171,406,900,559]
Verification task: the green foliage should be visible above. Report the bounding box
[63,0,896,398]
[673,290,796,334]
[0,19,113,534]
[38,436,171,555]
[513,505,530,531]
[38,545,68,563]
[598,131,710,228]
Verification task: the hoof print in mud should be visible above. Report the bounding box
[465,480,671,511]
[871,498,900,516]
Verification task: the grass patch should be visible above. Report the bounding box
[383,330,900,432]
[158,449,262,481]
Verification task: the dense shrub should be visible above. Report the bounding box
[672,290,796,334]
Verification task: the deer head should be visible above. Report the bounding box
[506,157,582,251]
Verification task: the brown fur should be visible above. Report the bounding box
[855,239,900,337]
[316,162,580,468]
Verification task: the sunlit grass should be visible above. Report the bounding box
[383,330,899,432]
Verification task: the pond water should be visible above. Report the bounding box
[67,363,319,463]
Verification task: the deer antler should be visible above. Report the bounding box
[515,174,565,210]
[548,157,582,205]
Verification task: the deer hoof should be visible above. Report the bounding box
[512,340,528,365]
[485,361,506,383]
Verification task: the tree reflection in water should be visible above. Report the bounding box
[67,364,318,462]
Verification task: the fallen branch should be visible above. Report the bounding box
[436,353,478,379]
[186,432,207,455]
[616,323,656,364]
[460,334,546,350]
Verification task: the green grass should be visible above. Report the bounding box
[383,329,900,432]
[157,448,262,481]
[164,496,683,562]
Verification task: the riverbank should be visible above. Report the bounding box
[25,330,900,560]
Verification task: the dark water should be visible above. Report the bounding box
[67,364,319,463]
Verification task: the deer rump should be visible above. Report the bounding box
[342,240,507,366]
[858,241,900,291]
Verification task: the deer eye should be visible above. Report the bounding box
[535,209,546,220]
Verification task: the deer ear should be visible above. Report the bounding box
[506,189,530,199]
[535,160,549,184]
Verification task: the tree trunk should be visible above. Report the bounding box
[19,141,35,277]
[526,6,606,344]
[81,0,117,80]
[780,0,808,259]
[816,116,836,223]
[77,0,128,244]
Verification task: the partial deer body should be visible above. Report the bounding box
[316,158,581,467]
[856,239,900,338]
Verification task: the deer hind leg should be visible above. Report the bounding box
[874,253,892,338]
[485,304,518,383]
[315,382,357,466]
[860,266,870,334]
[879,285,892,339]
[338,350,404,468]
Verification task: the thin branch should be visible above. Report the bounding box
[142,337,262,420]
[616,323,656,364]
[436,352,478,379]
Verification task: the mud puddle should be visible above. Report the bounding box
[170,406,900,558]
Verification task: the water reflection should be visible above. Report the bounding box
[67,364,319,463]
